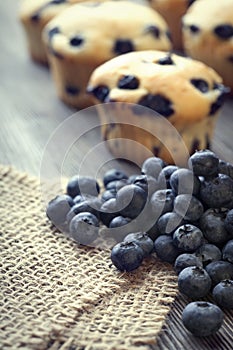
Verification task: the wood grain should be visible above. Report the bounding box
[1,1,233,349]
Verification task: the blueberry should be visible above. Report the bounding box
[174,194,204,222]
[205,260,233,287]
[116,184,147,219]
[69,35,84,47]
[46,194,74,231]
[103,168,128,187]
[113,39,135,55]
[141,156,166,178]
[157,212,184,235]
[151,189,175,217]
[190,79,209,93]
[105,179,128,191]
[178,266,211,298]
[86,85,109,102]
[199,208,231,245]
[66,197,102,223]
[182,301,223,337]
[109,215,131,229]
[108,216,132,242]
[157,54,174,65]
[69,212,99,245]
[146,219,161,241]
[73,194,86,205]
[224,209,233,235]
[214,24,233,39]
[200,174,233,208]
[66,176,100,198]
[133,175,160,197]
[65,85,80,96]
[157,165,178,189]
[100,198,120,227]
[188,149,219,177]
[195,243,222,267]
[101,189,117,202]
[154,235,181,263]
[110,241,144,271]
[123,232,154,257]
[144,25,160,38]
[174,253,202,275]
[173,224,203,252]
[117,75,139,89]
[213,280,233,309]
[218,159,233,180]
[170,168,201,196]
[137,93,174,117]
[222,240,233,264]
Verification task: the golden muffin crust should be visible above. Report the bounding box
[182,0,233,91]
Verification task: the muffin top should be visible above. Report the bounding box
[87,50,227,126]
[43,0,172,64]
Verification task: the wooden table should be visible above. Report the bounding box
[1,1,233,349]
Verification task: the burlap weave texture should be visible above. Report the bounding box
[0,165,178,350]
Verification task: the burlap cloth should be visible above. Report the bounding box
[0,165,178,350]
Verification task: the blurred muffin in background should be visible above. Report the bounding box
[42,0,172,108]
[182,0,233,92]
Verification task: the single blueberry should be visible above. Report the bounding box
[200,174,233,208]
[69,212,99,245]
[205,260,233,287]
[154,235,181,263]
[137,93,174,117]
[65,85,80,95]
[214,24,233,39]
[174,194,204,222]
[101,189,117,202]
[173,224,203,252]
[178,266,212,298]
[100,198,120,227]
[157,212,185,235]
[199,208,231,245]
[46,194,74,231]
[218,159,233,180]
[224,209,233,235]
[222,240,233,264]
[195,243,222,267]
[188,149,219,177]
[151,189,175,216]
[123,232,154,257]
[113,39,135,55]
[133,174,160,197]
[86,85,109,102]
[103,168,128,187]
[67,176,100,198]
[157,165,178,189]
[141,156,166,178]
[110,241,144,271]
[213,279,233,309]
[116,184,147,219]
[157,54,174,65]
[170,168,201,196]
[109,215,131,229]
[66,197,102,223]
[174,253,202,275]
[144,25,160,38]
[69,35,84,47]
[182,301,223,337]
[190,79,209,93]
[117,75,139,89]
[108,216,132,242]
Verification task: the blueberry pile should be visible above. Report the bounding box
[46,149,233,337]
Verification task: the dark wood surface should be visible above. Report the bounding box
[1,1,233,349]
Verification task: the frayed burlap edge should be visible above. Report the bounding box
[0,165,178,350]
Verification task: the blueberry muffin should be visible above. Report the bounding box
[87,50,229,165]
[42,0,172,108]
[19,0,83,64]
[149,0,196,50]
[182,0,233,92]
